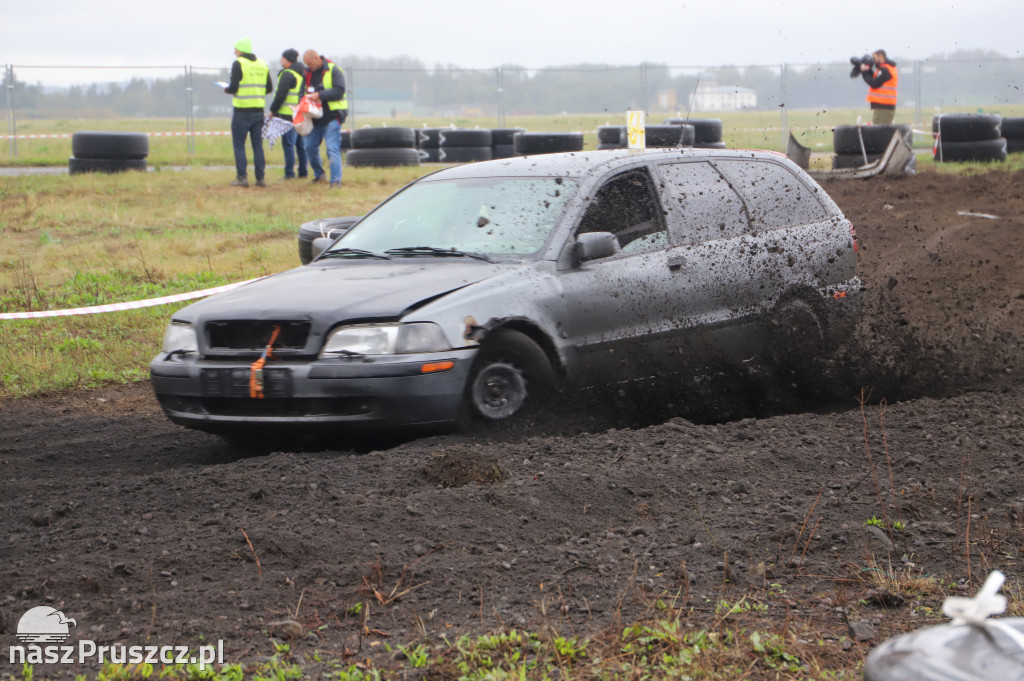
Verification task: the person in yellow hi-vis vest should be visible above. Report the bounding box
[224,38,273,187]
[269,48,307,180]
[859,49,898,125]
[301,49,348,187]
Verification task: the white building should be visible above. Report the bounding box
[692,79,757,111]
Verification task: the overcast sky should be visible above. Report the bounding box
[2,0,1021,71]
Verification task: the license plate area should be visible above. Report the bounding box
[201,367,292,398]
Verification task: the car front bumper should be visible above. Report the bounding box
[150,349,477,434]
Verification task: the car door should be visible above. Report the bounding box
[554,167,689,387]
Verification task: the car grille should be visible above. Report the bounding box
[202,367,292,398]
[205,320,311,351]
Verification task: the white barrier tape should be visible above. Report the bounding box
[0,131,232,140]
[0,276,266,320]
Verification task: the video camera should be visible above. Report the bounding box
[849,54,875,78]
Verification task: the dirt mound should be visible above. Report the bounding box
[1,167,1022,676]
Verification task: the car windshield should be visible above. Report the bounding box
[335,176,578,257]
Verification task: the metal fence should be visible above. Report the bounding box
[5,58,1024,156]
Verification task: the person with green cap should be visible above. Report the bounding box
[223,38,272,187]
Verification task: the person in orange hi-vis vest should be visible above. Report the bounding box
[860,49,898,125]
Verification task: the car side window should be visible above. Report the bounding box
[576,169,667,254]
[656,161,751,244]
[711,159,831,229]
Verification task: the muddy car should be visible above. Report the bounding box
[151,148,860,437]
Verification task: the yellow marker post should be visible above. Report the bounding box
[627,110,646,149]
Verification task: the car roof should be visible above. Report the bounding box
[421,147,792,181]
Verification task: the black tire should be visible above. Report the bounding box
[597,142,625,150]
[832,124,911,155]
[933,138,1007,163]
[297,216,361,265]
[438,146,494,164]
[646,124,695,147]
[344,147,421,167]
[68,157,148,174]
[832,152,882,169]
[1001,117,1024,139]
[71,131,149,160]
[512,132,584,155]
[490,128,526,145]
[665,118,722,144]
[766,296,828,392]
[416,128,444,148]
[340,129,352,150]
[932,113,1002,142]
[491,144,517,159]
[438,129,492,147]
[1007,137,1024,154]
[418,148,441,163]
[597,125,626,145]
[350,127,416,149]
[459,328,556,426]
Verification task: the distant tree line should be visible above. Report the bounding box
[4,50,1021,119]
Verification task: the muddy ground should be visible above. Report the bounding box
[1,167,1023,677]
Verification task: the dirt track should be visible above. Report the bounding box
[1,167,1023,676]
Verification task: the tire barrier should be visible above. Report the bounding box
[933,114,1006,163]
[512,131,584,156]
[347,127,420,168]
[68,131,149,175]
[297,216,362,265]
[664,118,723,147]
[645,124,695,148]
[438,129,493,165]
[490,128,525,159]
[438,146,494,163]
[597,125,626,148]
[833,124,911,155]
[1001,117,1024,153]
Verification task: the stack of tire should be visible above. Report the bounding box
[1003,118,1024,154]
[932,114,1006,163]
[512,131,584,156]
[438,129,493,164]
[69,131,148,175]
[345,127,419,167]
[491,128,525,159]
[596,123,694,149]
[831,124,911,169]
[416,128,444,163]
[297,216,361,265]
[664,118,725,148]
[596,125,627,150]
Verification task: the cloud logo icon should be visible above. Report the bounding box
[16,606,78,644]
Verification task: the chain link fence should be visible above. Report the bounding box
[5,58,1024,156]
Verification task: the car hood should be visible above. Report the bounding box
[177,260,506,323]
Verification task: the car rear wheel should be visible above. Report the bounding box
[767,297,827,389]
[460,329,556,427]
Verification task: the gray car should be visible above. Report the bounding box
[150,148,861,437]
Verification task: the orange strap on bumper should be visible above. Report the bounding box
[249,325,282,399]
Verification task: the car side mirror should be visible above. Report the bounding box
[574,232,620,264]
[311,237,335,261]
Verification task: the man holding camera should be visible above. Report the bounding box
[859,49,898,124]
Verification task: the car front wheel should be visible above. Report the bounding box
[460,328,556,427]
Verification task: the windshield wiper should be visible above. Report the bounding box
[318,247,391,260]
[385,246,493,262]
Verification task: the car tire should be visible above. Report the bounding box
[438,146,494,163]
[512,132,584,155]
[350,127,416,149]
[665,118,722,144]
[933,138,1007,163]
[71,131,149,160]
[438,129,493,147]
[416,128,444,149]
[459,328,556,427]
[767,297,828,390]
[931,113,1002,142]
[597,125,626,145]
[490,128,526,146]
[297,216,361,264]
[68,157,148,174]
[1007,137,1024,154]
[344,147,421,167]
[833,124,911,155]
[646,124,695,147]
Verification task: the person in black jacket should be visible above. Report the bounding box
[860,49,898,125]
[301,49,348,187]
[269,48,308,180]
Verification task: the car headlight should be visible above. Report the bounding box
[321,323,450,357]
[162,322,198,355]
